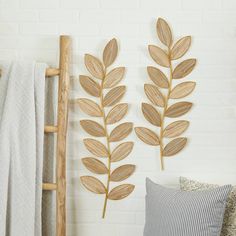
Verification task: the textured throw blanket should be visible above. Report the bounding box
[0,61,46,236]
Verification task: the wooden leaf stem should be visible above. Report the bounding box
[135,18,197,170]
[78,39,135,218]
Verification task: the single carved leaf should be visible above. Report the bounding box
[77,98,103,117]
[166,102,192,118]
[106,103,128,125]
[79,75,101,97]
[82,157,108,174]
[110,165,135,182]
[80,120,106,137]
[142,103,161,126]
[163,137,187,156]
[108,184,135,200]
[103,38,118,68]
[170,82,196,99]
[103,67,125,89]
[80,176,106,194]
[171,36,191,60]
[147,66,169,88]
[163,120,189,138]
[156,18,172,47]
[109,122,133,142]
[172,59,196,79]
[103,86,126,107]
[144,84,165,107]
[84,139,108,157]
[135,127,159,146]
[148,45,170,67]
[111,142,134,162]
[85,54,104,79]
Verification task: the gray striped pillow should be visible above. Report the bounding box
[144,178,232,236]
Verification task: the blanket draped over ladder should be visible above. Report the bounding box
[0,61,46,236]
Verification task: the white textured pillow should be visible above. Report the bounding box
[180,177,236,236]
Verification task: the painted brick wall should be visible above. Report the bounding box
[1,0,236,235]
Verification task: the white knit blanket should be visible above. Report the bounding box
[0,61,46,236]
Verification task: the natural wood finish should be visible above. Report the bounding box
[106,103,128,125]
[43,183,57,190]
[147,66,169,88]
[103,86,126,107]
[109,122,133,142]
[135,18,196,170]
[79,75,101,97]
[46,68,60,77]
[163,120,189,138]
[144,84,165,107]
[172,59,196,79]
[148,45,170,67]
[56,35,71,236]
[80,120,106,137]
[108,184,135,200]
[77,98,103,117]
[156,18,172,47]
[82,158,108,174]
[165,102,192,118]
[163,137,187,156]
[80,176,106,194]
[110,142,134,162]
[171,36,191,60]
[135,127,159,146]
[170,81,196,99]
[44,125,58,133]
[79,39,135,218]
[110,164,135,182]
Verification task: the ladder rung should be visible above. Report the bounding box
[43,183,57,190]
[44,125,58,133]
[46,68,60,77]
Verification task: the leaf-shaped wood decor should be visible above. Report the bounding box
[135,18,197,170]
[78,38,135,218]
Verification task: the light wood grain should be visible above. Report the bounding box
[108,184,135,200]
[103,86,126,107]
[85,54,104,79]
[43,183,57,190]
[147,66,169,88]
[156,18,172,47]
[142,103,161,127]
[80,120,106,137]
[165,102,192,118]
[163,137,187,156]
[103,38,118,68]
[46,68,60,77]
[110,165,135,182]
[172,59,196,79]
[82,158,108,174]
[111,142,134,162]
[109,122,133,142]
[77,98,103,117]
[171,36,191,60]
[135,127,159,146]
[148,45,170,67]
[56,35,71,236]
[84,138,108,157]
[144,84,165,107]
[170,81,196,99]
[106,103,128,124]
[163,120,189,138]
[103,67,125,88]
[79,75,101,97]
[44,125,58,133]
[81,176,106,194]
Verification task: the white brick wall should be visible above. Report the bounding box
[1,0,236,235]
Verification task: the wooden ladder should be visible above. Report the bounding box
[43,35,71,236]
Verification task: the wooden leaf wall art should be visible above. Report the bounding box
[77,39,135,218]
[135,18,197,170]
